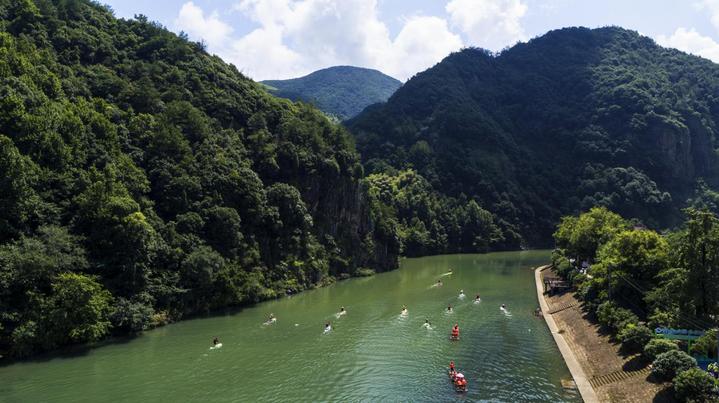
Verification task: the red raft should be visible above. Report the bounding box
[448,363,468,392]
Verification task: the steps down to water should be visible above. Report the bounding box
[588,367,651,388]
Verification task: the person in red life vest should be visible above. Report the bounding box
[455,373,467,390]
[451,324,459,339]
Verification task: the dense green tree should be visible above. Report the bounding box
[643,338,679,361]
[674,209,719,319]
[595,228,669,310]
[688,329,718,359]
[554,206,628,262]
[45,272,113,345]
[652,350,697,381]
[0,135,39,242]
[365,169,509,256]
[673,368,719,403]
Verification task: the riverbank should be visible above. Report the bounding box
[535,266,671,402]
[535,266,598,403]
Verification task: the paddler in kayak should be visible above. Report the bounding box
[263,313,277,325]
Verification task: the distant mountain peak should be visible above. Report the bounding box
[261,66,401,120]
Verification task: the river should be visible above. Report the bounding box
[0,250,580,402]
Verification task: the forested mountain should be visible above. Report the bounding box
[348,26,719,248]
[261,66,401,120]
[0,0,402,357]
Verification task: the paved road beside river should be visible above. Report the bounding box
[535,266,672,402]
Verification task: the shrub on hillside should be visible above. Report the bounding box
[673,368,718,403]
[647,309,678,330]
[618,323,653,352]
[596,301,639,331]
[553,254,574,280]
[689,329,718,359]
[652,350,697,381]
[644,338,680,361]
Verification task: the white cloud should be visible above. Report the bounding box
[230,27,301,79]
[655,27,719,63]
[696,0,719,32]
[175,2,233,45]
[175,0,464,81]
[389,16,464,80]
[446,0,527,51]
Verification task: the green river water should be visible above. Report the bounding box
[0,251,580,402]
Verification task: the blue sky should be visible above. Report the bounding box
[101,0,719,81]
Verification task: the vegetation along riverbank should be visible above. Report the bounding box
[548,206,719,402]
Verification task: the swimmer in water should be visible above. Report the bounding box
[447,304,453,313]
[324,322,332,333]
[264,313,276,325]
[401,305,408,315]
[459,289,465,298]
[474,294,481,303]
[213,337,219,346]
[423,318,432,329]
[501,304,507,310]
